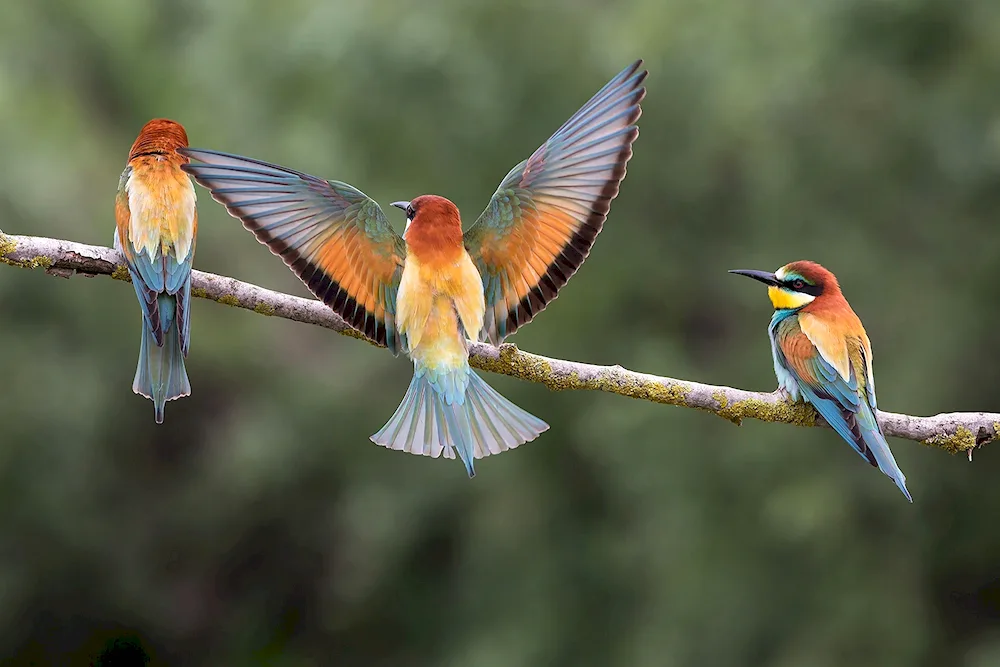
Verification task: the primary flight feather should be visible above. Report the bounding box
[181,60,646,475]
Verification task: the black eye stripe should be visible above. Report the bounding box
[782,278,823,296]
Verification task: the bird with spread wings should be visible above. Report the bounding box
[180,60,646,476]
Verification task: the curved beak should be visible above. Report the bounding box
[729,269,779,286]
[390,201,410,212]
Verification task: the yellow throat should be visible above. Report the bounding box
[767,285,815,310]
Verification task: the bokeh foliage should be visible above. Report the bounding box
[1,0,999,664]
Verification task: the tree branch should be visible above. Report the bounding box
[2,231,995,455]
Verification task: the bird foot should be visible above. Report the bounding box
[775,386,795,403]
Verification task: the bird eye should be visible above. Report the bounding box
[791,279,805,290]
[406,206,415,220]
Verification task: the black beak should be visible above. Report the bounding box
[390,201,410,212]
[729,269,779,286]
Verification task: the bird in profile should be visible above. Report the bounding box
[180,60,647,476]
[730,261,912,501]
[114,118,197,423]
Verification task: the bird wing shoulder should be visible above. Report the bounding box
[797,311,852,383]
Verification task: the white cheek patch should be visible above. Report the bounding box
[788,290,815,307]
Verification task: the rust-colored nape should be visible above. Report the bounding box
[404,194,465,260]
[129,118,190,161]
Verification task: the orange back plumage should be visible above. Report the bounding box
[116,117,198,266]
[128,118,190,162]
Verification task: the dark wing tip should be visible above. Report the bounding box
[183,180,391,349]
[293,257,390,348]
[621,59,647,82]
[496,66,645,342]
[814,388,881,468]
[621,61,649,97]
[479,61,647,343]
[178,148,327,186]
[177,151,400,349]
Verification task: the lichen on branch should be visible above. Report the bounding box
[1,230,996,455]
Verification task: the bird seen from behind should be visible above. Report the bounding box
[115,118,197,424]
[180,60,647,476]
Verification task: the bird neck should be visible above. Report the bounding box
[129,131,187,162]
[405,219,464,264]
[130,153,187,172]
[769,307,800,329]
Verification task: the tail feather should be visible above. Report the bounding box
[860,427,912,503]
[804,386,912,502]
[464,374,550,457]
[371,368,548,476]
[133,295,191,424]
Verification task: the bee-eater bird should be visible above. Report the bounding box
[179,60,646,476]
[729,261,912,501]
[114,118,197,424]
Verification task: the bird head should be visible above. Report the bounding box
[390,195,463,249]
[128,118,190,162]
[729,260,839,311]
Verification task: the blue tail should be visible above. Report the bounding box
[133,294,191,424]
[370,366,549,477]
[862,427,912,503]
[803,387,912,502]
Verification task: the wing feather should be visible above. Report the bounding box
[180,148,406,353]
[774,317,877,466]
[464,60,647,344]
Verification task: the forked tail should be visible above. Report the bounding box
[133,294,191,424]
[370,367,548,477]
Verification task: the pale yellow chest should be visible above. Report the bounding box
[127,161,196,260]
[396,251,485,363]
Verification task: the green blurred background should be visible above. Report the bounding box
[1,0,999,664]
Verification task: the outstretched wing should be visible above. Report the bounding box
[179,148,406,353]
[464,60,647,344]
